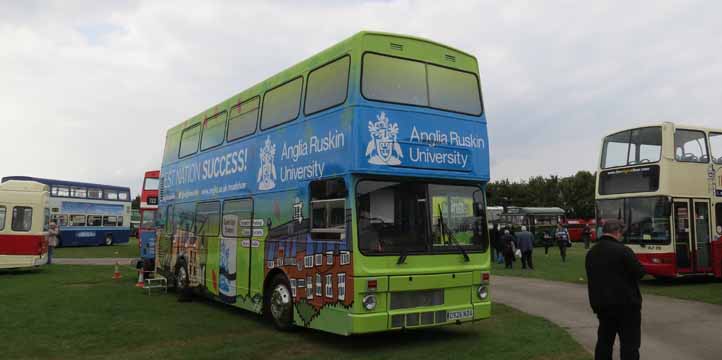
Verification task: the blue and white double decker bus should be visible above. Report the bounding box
[1,176,132,247]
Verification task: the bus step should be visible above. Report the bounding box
[144,276,168,295]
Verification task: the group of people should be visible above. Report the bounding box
[491,223,575,269]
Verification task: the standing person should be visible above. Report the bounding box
[516,226,535,270]
[46,222,59,265]
[501,229,516,269]
[582,223,592,250]
[585,220,644,360]
[491,224,502,264]
[543,231,552,255]
[555,224,570,262]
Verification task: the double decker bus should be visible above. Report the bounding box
[0,180,50,269]
[157,31,491,335]
[596,123,722,279]
[139,170,160,270]
[1,176,132,247]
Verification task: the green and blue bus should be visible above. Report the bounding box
[156,31,492,335]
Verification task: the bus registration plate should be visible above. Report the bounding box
[447,309,473,321]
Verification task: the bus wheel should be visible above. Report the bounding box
[175,260,192,302]
[104,235,113,246]
[266,275,293,331]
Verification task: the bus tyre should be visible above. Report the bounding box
[175,260,192,302]
[104,235,113,246]
[266,275,294,331]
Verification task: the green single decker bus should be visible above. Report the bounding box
[156,31,492,335]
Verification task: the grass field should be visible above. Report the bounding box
[54,237,139,259]
[492,244,722,305]
[0,265,590,360]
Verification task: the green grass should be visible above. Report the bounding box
[0,265,590,360]
[492,244,722,305]
[54,237,139,259]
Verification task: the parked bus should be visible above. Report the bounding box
[498,206,566,244]
[1,176,132,247]
[0,180,49,269]
[563,218,597,242]
[486,206,504,228]
[595,123,722,279]
[156,31,491,335]
[130,209,140,237]
[139,170,160,271]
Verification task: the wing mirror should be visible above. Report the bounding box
[717,225,722,236]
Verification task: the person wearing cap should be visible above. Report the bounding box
[516,225,535,269]
[585,219,645,360]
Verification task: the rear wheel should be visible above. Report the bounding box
[175,260,192,302]
[104,235,113,246]
[265,275,293,331]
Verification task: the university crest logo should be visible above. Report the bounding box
[257,136,277,190]
[366,112,403,165]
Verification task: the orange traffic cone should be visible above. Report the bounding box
[112,262,122,280]
[135,269,144,288]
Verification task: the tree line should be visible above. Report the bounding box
[486,171,596,219]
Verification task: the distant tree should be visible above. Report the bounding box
[487,171,596,219]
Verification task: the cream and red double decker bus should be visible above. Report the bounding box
[0,180,50,269]
[595,122,722,279]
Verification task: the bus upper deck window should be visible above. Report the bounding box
[179,123,201,158]
[119,192,129,201]
[427,64,482,115]
[261,77,303,130]
[105,190,118,200]
[305,56,350,115]
[88,188,102,199]
[70,187,87,198]
[675,129,709,163]
[362,53,428,106]
[201,112,227,151]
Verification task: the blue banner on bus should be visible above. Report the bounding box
[61,201,124,215]
[161,108,489,204]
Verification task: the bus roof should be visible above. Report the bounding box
[165,31,480,137]
[0,180,48,193]
[1,176,130,192]
[603,122,722,138]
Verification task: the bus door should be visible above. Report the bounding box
[692,199,712,273]
[673,199,712,273]
[219,198,253,303]
[673,200,693,272]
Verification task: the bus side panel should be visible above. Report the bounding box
[58,228,130,246]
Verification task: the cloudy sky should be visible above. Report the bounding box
[2,0,721,195]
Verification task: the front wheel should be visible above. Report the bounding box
[266,275,294,331]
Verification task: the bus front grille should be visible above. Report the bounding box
[389,289,444,310]
[391,310,448,328]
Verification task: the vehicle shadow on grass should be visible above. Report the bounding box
[641,274,721,286]
[196,294,478,351]
[0,267,48,276]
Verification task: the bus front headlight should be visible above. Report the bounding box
[362,294,377,310]
[477,286,489,300]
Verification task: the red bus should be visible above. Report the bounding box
[138,170,159,270]
[563,219,597,242]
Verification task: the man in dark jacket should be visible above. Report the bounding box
[585,220,645,360]
[516,225,535,269]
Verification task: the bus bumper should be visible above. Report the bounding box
[636,253,676,277]
[347,302,491,334]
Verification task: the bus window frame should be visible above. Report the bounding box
[200,111,228,152]
[0,205,5,230]
[221,197,254,238]
[11,206,33,232]
[600,126,663,170]
[227,96,260,142]
[709,132,722,165]
[303,55,351,117]
[195,201,221,237]
[260,76,304,131]
[360,51,484,117]
[178,123,202,159]
[674,128,710,164]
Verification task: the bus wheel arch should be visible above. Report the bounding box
[263,269,294,331]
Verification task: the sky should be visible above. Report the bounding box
[1,0,721,196]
